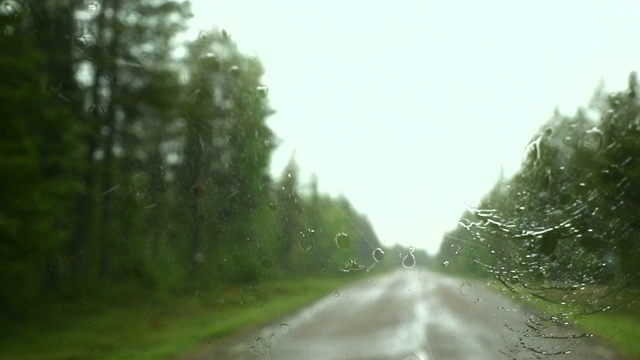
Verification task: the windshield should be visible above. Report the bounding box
[1,1,639,359]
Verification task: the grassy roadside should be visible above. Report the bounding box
[576,311,640,359]
[488,280,640,359]
[0,274,370,360]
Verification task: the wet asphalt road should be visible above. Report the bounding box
[186,268,623,360]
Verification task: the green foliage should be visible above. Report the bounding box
[0,11,83,315]
[0,2,386,322]
[276,159,386,276]
[0,276,364,360]
[437,72,640,312]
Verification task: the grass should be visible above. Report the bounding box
[489,279,640,359]
[576,311,640,359]
[0,275,368,360]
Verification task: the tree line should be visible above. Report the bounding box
[438,72,640,296]
[0,1,391,318]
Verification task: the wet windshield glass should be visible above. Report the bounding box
[1,1,639,359]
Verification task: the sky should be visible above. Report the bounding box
[185,0,638,254]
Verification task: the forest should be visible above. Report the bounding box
[4,1,640,359]
[438,71,640,310]
[0,0,411,322]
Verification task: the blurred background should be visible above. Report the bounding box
[1,1,640,359]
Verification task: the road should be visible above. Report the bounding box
[185,268,624,360]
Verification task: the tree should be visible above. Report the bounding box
[0,9,83,316]
[0,2,386,317]
[176,28,276,283]
[276,157,306,271]
[441,72,640,309]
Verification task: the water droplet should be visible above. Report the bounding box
[335,233,350,249]
[249,337,270,357]
[260,258,272,269]
[563,135,577,146]
[297,235,315,253]
[402,251,416,269]
[443,260,450,267]
[450,243,460,255]
[372,248,385,262]
[75,33,96,48]
[138,52,150,65]
[341,259,366,272]
[333,291,340,297]
[582,128,604,152]
[256,85,269,97]
[229,65,240,76]
[200,52,219,71]
[278,323,290,335]
[459,282,472,296]
[267,334,278,348]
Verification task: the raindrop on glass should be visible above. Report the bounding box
[443,260,450,267]
[459,282,472,296]
[267,334,278,348]
[402,251,416,269]
[75,33,96,49]
[278,323,290,335]
[372,248,385,262]
[335,233,350,249]
[256,85,269,98]
[229,65,240,76]
[249,337,270,357]
[563,136,576,147]
[582,128,604,152]
[341,259,366,272]
[138,52,150,65]
[200,52,219,71]
[333,291,340,297]
[298,235,315,253]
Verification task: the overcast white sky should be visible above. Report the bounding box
[186,0,637,254]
